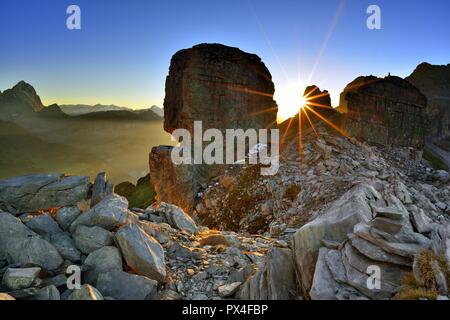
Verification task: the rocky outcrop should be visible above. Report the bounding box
[406,63,450,143]
[339,75,427,149]
[0,174,89,214]
[163,43,277,134]
[149,146,194,212]
[150,43,278,211]
[279,85,339,140]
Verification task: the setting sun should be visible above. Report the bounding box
[275,82,308,122]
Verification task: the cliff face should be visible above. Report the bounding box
[339,75,427,149]
[406,63,450,143]
[163,43,278,134]
[150,44,278,211]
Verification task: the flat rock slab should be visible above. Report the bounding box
[0,174,89,214]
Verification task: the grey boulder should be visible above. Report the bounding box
[0,212,63,270]
[97,270,157,300]
[83,246,122,284]
[72,225,113,254]
[2,267,41,290]
[70,194,129,232]
[115,223,166,283]
[56,206,81,231]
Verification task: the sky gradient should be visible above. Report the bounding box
[0,0,449,120]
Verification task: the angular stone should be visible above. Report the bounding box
[0,293,15,300]
[265,247,296,300]
[2,267,41,290]
[348,234,412,267]
[368,217,404,235]
[374,207,404,221]
[341,243,408,299]
[0,174,89,214]
[91,172,114,208]
[70,194,129,232]
[293,183,379,294]
[156,202,198,233]
[55,206,81,231]
[72,225,113,254]
[67,284,104,300]
[34,285,60,300]
[25,214,62,236]
[97,270,157,300]
[0,212,63,270]
[354,222,431,258]
[49,232,81,262]
[115,223,166,283]
[410,206,434,233]
[84,246,122,284]
[218,282,242,298]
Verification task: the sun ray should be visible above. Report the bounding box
[302,108,320,139]
[304,105,348,137]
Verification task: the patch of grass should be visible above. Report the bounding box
[423,148,448,171]
[397,250,450,300]
[397,288,438,300]
[284,184,301,202]
[115,174,156,209]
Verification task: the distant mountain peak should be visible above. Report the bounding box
[0,81,44,116]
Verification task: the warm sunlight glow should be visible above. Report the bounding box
[275,82,307,122]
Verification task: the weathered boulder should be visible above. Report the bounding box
[0,174,89,214]
[72,225,113,254]
[97,270,157,300]
[55,206,81,231]
[67,284,104,300]
[0,212,63,270]
[115,223,166,283]
[150,43,278,211]
[265,247,296,300]
[25,214,62,236]
[70,194,129,232]
[83,246,123,284]
[339,75,427,148]
[150,202,198,233]
[34,285,60,300]
[2,267,41,290]
[218,282,242,298]
[293,183,380,294]
[49,232,81,262]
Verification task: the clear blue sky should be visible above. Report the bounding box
[0,0,449,119]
